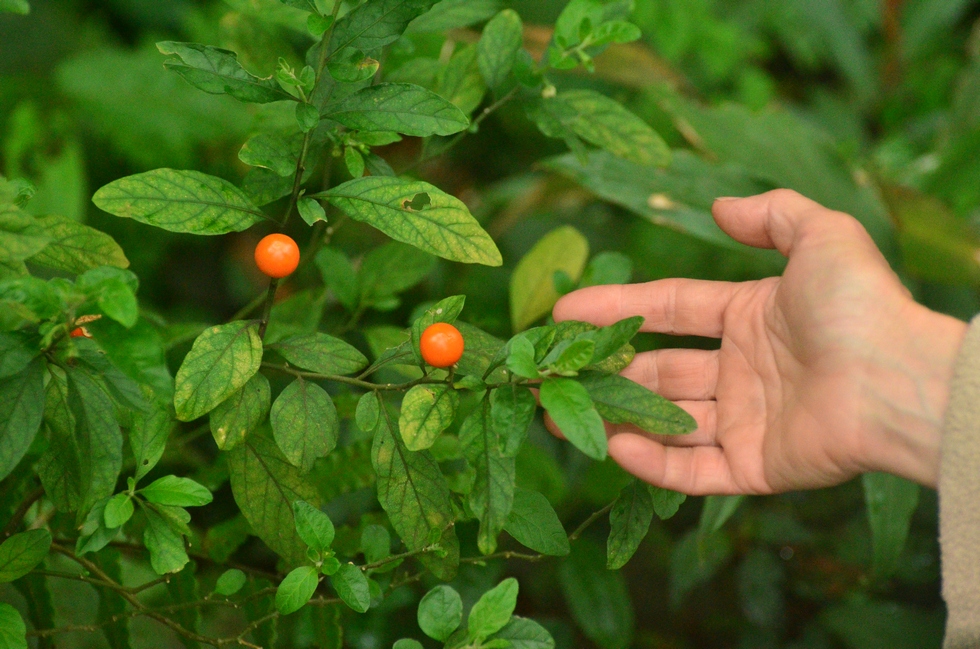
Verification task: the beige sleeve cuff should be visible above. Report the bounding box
[940,315,980,648]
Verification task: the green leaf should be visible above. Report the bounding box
[581,252,632,287]
[478,10,523,89]
[0,0,29,14]
[93,169,266,236]
[371,404,459,580]
[468,578,518,641]
[314,177,502,266]
[0,205,48,269]
[698,495,744,538]
[75,498,117,556]
[103,493,134,528]
[0,603,26,649]
[157,41,293,103]
[0,357,44,482]
[27,213,129,274]
[296,102,320,132]
[324,83,469,137]
[543,338,595,375]
[66,366,124,518]
[417,584,462,641]
[460,398,515,555]
[297,197,327,226]
[88,316,174,401]
[0,332,37,380]
[76,266,139,328]
[407,0,500,32]
[344,147,366,179]
[174,321,263,421]
[315,247,359,310]
[328,0,438,56]
[330,563,370,613]
[270,333,368,376]
[356,392,381,433]
[504,487,569,556]
[590,317,644,365]
[243,167,297,207]
[490,384,535,457]
[270,378,339,473]
[293,500,335,553]
[606,479,653,569]
[0,530,51,583]
[392,640,424,649]
[357,241,436,307]
[215,569,247,596]
[130,401,173,482]
[142,504,190,574]
[821,597,945,649]
[239,131,304,177]
[140,475,213,507]
[541,91,670,167]
[505,336,540,379]
[577,373,696,436]
[493,617,556,649]
[227,429,321,566]
[327,47,380,83]
[539,378,607,461]
[559,540,634,649]
[209,372,270,451]
[276,566,319,615]
[650,486,686,520]
[361,525,391,564]
[399,385,459,451]
[510,226,589,332]
[863,473,920,578]
[436,42,486,116]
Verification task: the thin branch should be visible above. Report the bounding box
[568,501,614,542]
[262,362,439,391]
[2,486,44,538]
[257,279,279,340]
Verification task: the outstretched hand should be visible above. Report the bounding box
[551,190,966,495]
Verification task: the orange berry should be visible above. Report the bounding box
[254,234,300,278]
[420,323,464,368]
[70,326,90,339]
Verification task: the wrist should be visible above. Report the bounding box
[862,303,967,487]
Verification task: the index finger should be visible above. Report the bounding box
[552,279,750,338]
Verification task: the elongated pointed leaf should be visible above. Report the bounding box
[270,378,339,473]
[578,372,696,435]
[371,405,459,580]
[539,377,607,461]
[174,321,263,421]
[468,578,518,641]
[314,177,502,266]
[863,472,919,578]
[504,487,569,556]
[66,367,123,519]
[28,213,129,274]
[0,603,26,649]
[142,504,190,575]
[698,495,745,537]
[324,83,468,136]
[276,566,319,615]
[93,169,266,235]
[0,357,45,481]
[328,0,439,55]
[140,475,213,507]
[157,41,293,103]
[607,479,653,569]
[478,9,523,88]
[227,429,321,566]
[461,398,515,555]
[293,500,335,553]
[270,333,368,376]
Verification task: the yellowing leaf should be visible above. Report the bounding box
[509,226,588,332]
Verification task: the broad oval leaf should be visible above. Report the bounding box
[93,169,266,235]
[418,584,463,641]
[157,41,293,104]
[539,377,607,461]
[460,398,515,555]
[478,9,523,89]
[578,372,696,435]
[504,488,569,556]
[293,500,335,554]
[214,569,247,596]
[330,563,371,613]
[468,578,518,641]
[314,177,502,266]
[276,565,319,615]
[0,529,52,583]
[510,226,588,332]
[239,131,304,177]
[324,83,469,137]
[493,617,556,649]
[270,333,368,376]
[140,475,213,507]
[0,603,26,649]
[174,321,263,422]
[209,372,270,451]
[270,378,339,473]
[103,493,134,529]
[142,504,190,575]
[399,384,459,451]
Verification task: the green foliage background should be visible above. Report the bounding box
[2,0,980,648]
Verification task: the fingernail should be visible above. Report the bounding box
[714,196,740,202]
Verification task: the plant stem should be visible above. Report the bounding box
[261,362,438,391]
[2,485,44,538]
[568,501,614,541]
[257,278,279,340]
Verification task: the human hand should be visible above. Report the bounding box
[551,190,967,494]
